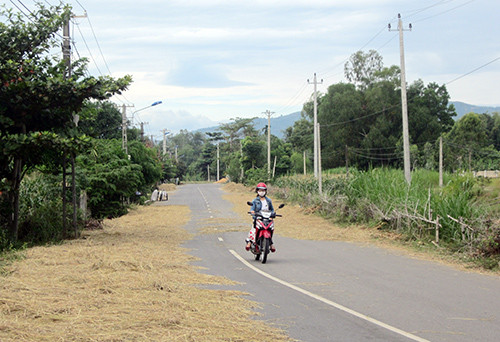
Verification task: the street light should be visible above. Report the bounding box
[134,100,163,114]
[123,100,162,153]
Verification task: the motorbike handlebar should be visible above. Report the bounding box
[247,212,282,218]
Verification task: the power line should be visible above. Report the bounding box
[9,0,33,21]
[73,20,104,76]
[319,103,400,128]
[273,81,309,115]
[445,56,500,85]
[15,0,35,16]
[84,12,113,75]
[404,0,456,19]
[411,0,476,23]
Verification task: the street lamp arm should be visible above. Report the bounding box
[133,100,162,114]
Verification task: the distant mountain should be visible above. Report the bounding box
[194,102,500,139]
[451,101,500,120]
[195,111,302,139]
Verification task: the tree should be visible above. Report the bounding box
[128,140,162,191]
[444,113,488,171]
[240,137,265,171]
[270,137,292,177]
[284,116,313,153]
[77,139,141,218]
[344,50,384,90]
[0,4,131,241]
[407,80,456,145]
[78,101,122,139]
[318,83,364,168]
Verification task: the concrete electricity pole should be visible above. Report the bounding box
[264,110,275,179]
[162,129,170,156]
[62,20,71,79]
[140,122,148,142]
[439,136,443,187]
[308,73,323,178]
[317,123,322,195]
[389,14,412,184]
[217,142,220,181]
[62,13,87,80]
[121,104,133,154]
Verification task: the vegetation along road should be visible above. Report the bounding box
[168,183,500,342]
[1,182,500,341]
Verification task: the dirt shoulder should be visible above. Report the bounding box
[0,205,289,341]
[222,182,500,276]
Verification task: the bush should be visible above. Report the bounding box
[274,168,493,251]
[244,168,268,186]
[17,172,65,244]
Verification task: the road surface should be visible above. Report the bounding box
[157,183,500,342]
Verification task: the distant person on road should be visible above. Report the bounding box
[246,182,276,252]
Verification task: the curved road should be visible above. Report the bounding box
[158,183,500,342]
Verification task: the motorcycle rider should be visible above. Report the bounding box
[245,182,276,252]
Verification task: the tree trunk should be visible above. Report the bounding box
[8,157,23,242]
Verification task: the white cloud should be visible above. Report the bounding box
[18,0,499,132]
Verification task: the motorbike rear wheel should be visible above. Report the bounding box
[262,237,270,264]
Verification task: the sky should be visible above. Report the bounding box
[5,0,500,139]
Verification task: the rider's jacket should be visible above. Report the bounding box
[250,196,275,217]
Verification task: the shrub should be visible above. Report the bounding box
[17,172,65,244]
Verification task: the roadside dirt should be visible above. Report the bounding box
[0,204,290,341]
[222,182,499,275]
[1,181,496,341]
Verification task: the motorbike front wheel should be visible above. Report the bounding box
[261,237,270,264]
[254,251,260,261]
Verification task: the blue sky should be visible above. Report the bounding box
[5,0,500,138]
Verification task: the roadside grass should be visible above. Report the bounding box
[0,204,290,341]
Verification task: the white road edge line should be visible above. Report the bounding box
[229,249,430,342]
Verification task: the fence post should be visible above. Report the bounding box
[435,216,439,244]
[460,217,465,241]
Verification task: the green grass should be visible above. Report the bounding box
[273,168,498,266]
[0,249,25,276]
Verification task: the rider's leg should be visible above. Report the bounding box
[246,226,256,250]
[270,230,276,252]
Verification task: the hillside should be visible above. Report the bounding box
[196,111,302,139]
[194,102,499,139]
[451,101,500,120]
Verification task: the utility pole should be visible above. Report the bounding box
[162,129,170,156]
[303,151,306,175]
[62,13,87,80]
[217,142,220,181]
[264,110,275,179]
[121,104,131,154]
[308,73,323,178]
[389,14,412,184]
[62,13,86,237]
[317,123,322,195]
[140,122,148,142]
[62,20,71,79]
[439,136,443,187]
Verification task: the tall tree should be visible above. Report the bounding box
[318,83,364,167]
[444,113,488,171]
[0,4,131,241]
[344,50,384,90]
[78,101,122,140]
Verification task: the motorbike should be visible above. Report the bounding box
[246,202,285,264]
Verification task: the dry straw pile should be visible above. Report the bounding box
[0,205,289,341]
[222,182,378,243]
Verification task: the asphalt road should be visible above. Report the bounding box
[157,183,500,342]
